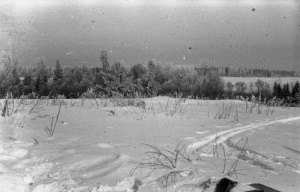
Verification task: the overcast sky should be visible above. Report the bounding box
[0,0,299,70]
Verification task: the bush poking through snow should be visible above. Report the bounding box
[132,142,192,173]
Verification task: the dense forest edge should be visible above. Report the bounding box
[0,50,299,106]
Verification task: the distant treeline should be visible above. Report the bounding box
[0,51,299,105]
[194,65,300,77]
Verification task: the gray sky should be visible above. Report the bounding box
[0,0,299,70]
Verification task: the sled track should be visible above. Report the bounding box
[187,116,300,152]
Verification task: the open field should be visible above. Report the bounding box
[0,97,300,192]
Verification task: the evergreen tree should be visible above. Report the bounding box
[10,67,20,86]
[35,76,41,93]
[273,82,278,98]
[276,83,283,99]
[53,59,63,82]
[282,83,290,98]
[292,81,300,104]
[97,61,131,96]
[94,71,103,86]
[73,67,83,83]
[292,81,300,97]
[295,90,300,105]
[35,59,49,96]
[23,74,32,86]
[22,73,33,95]
[100,50,109,72]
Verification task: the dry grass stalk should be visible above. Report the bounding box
[44,101,62,137]
[14,96,26,114]
[29,99,40,114]
[1,92,21,117]
[223,138,248,177]
[1,99,8,117]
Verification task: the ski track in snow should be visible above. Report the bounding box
[187,116,300,152]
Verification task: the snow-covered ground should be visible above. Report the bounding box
[0,98,299,192]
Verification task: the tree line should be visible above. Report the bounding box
[194,65,300,77]
[0,51,299,105]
